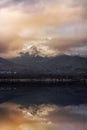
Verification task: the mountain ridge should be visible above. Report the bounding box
[0,55,87,75]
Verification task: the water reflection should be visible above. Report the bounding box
[0,103,87,130]
[0,83,87,130]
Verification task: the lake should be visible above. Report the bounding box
[0,83,87,130]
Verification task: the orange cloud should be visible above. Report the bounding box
[0,1,87,58]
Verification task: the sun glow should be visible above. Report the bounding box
[22,126,31,130]
[19,124,34,130]
[23,128,29,130]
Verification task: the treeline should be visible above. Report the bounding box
[0,73,87,80]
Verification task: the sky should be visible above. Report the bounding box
[0,0,87,58]
[0,103,87,130]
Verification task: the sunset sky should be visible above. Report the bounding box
[0,0,87,58]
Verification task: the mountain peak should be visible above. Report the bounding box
[21,44,58,57]
[28,45,40,56]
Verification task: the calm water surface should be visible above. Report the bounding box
[0,83,87,130]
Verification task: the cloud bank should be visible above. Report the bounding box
[0,0,87,57]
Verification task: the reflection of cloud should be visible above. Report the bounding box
[0,103,87,130]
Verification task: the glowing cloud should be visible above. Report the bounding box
[0,0,87,57]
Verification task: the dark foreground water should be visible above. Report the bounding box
[0,83,87,130]
[0,82,87,105]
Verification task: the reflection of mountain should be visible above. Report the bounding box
[10,54,87,75]
[0,55,87,75]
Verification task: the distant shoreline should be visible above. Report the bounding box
[0,78,87,84]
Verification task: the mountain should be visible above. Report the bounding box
[0,57,22,74]
[10,54,87,75]
[0,54,87,76]
[0,57,15,71]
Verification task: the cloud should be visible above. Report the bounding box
[0,0,87,57]
[47,34,87,53]
[71,0,87,20]
[0,43,8,53]
[0,0,40,8]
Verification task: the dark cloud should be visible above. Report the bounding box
[72,0,87,20]
[0,0,40,8]
[73,0,87,6]
[47,35,87,54]
[0,43,8,53]
[10,0,39,5]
